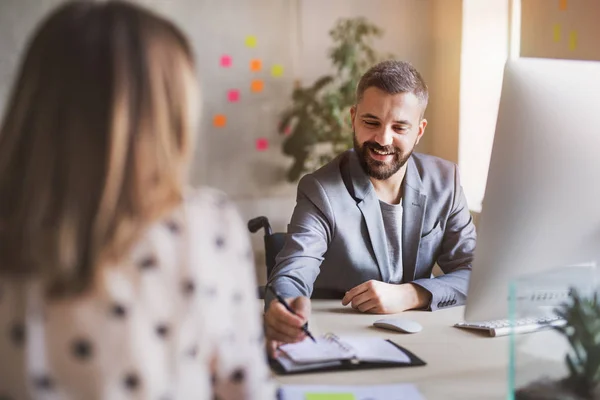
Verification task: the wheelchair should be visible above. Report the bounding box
[247,216,286,299]
[247,216,344,300]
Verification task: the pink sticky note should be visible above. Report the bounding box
[228,89,240,102]
[256,138,269,151]
[220,55,232,68]
[283,126,292,135]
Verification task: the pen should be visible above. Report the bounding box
[267,285,317,343]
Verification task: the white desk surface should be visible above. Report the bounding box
[274,301,509,400]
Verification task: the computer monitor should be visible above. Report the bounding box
[463,58,600,322]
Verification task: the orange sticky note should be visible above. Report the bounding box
[251,79,264,93]
[271,64,284,77]
[553,24,562,42]
[559,0,568,11]
[250,59,262,72]
[213,114,226,128]
[569,31,578,50]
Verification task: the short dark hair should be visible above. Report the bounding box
[356,60,429,113]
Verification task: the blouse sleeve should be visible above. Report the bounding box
[184,189,276,400]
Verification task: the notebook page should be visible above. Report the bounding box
[276,352,342,372]
[340,337,411,363]
[278,336,354,364]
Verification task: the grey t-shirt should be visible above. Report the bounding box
[379,199,403,283]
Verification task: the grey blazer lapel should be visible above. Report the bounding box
[345,151,391,282]
[402,157,427,283]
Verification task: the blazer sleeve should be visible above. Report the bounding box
[265,174,335,308]
[411,164,477,311]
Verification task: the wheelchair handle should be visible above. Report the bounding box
[247,216,273,236]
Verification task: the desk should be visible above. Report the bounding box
[274,301,509,400]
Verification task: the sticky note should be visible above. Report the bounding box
[227,89,240,103]
[569,31,578,50]
[220,55,232,68]
[305,394,355,400]
[553,24,561,42]
[250,59,262,72]
[251,79,264,93]
[256,138,269,151]
[245,35,257,48]
[213,114,226,128]
[271,64,284,77]
[283,125,292,135]
[559,0,568,11]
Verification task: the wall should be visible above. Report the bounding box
[0,0,433,284]
[426,0,463,165]
[521,0,600,61]
[458,0,509,213]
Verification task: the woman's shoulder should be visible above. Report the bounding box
[183,186,230,207]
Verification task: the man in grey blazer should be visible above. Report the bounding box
[264,60,476,346]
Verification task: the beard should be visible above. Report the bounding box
[353,134,415,180]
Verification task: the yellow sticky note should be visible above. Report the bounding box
[271,64,284,77]
[213,114,226,128]
[250,59,262,72]
[559,0,568,11]
[569,31,578,50]
[305,394,355,400]
[251,79,264,93]
[553,24,561,43]
[245,35,257,48]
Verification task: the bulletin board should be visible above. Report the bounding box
[521,0,600,61]
[144,0,299,199]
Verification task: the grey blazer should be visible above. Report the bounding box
[267,149,476,311]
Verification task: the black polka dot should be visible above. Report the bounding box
[182,280,195,296]
[156,324,170,339]
[32,375,53,390]
[165,220,180,234]
[186,345,198,358]
[225,332,236,343]
[230,368,245,383]
[72,338,93,360]
[233,292,243,303]
[123,373,140,391]
[203,286,217,297]
[215,236,225,248]
[9,323,25,346]
[211,373,217,385]
[111,303,127,318]
[138,256,157,270]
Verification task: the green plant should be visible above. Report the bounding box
[278,17,393,182]
[553,288,600,398]
[515,288,600,400]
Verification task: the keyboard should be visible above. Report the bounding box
[454,316,566,337]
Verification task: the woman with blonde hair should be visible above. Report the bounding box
[0,1,275,399]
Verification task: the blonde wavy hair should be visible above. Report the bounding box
[0,0,199,296]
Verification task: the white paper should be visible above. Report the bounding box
[278,383,425,400]
[341,337,411,363]
[278,335,411,365]
[279,336,354,363]
[276,352,342,372]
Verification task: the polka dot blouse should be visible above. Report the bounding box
[0,188,276,399]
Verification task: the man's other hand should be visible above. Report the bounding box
[342,281,431,313]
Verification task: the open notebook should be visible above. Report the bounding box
[271,333,426,375]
